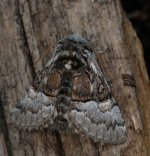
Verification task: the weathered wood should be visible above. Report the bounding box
[0,0,149,155]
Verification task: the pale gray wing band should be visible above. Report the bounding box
[67,100,127,144]
[11,87,58,130]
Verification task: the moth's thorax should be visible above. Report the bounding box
[55,57,84,70]
[53,52,87,73]
[52,39,94,73]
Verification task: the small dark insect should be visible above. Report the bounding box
[122,74,136,87]
[11,34,126,144]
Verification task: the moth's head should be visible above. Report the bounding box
[52,34,96,72]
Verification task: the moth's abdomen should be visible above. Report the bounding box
[56,71,73,114]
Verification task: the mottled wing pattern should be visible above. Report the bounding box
[67,69,126,144]
[72,71,92,101]
[68,100,126,144]
[11,69,61,130]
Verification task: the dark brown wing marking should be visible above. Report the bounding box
[72,72,92,101]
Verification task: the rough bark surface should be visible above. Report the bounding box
[0,0,149,156]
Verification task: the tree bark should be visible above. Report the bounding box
[0,0,149,156]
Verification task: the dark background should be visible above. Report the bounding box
[121,0,150,78]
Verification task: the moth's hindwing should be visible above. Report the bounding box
[11,88,57,130]
[68,100,126,144]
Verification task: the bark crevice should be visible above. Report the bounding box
[15,0,36,79]
[0,98,13,156]
[55,131,65,156]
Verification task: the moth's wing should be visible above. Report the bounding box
[11,69,61,131]
[67,71,127,144]
[34,69,61,97]
[72,71,93,101]
[71,71,111,102]
[11,88,58,130]
[68,100,126,144]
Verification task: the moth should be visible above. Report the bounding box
[11,34,127,144]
